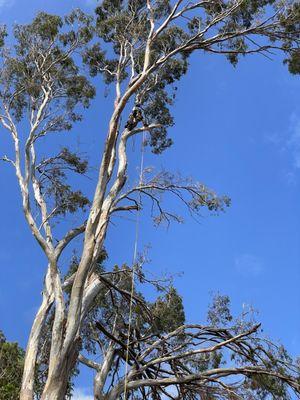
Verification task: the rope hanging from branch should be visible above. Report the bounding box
[123,131,146,399]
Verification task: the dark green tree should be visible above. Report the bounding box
[0,331,24,400]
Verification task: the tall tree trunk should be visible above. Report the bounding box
[40,376,68,400]
[20,268,54,400]
[94,344,115,400]
[40,342,79,400]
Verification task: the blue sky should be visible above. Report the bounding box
[0,0,299,398]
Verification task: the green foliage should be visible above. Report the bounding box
[60,256,184,358]
[0,331,24,400]
[207,293,233,327]
[79,261,152,354]
[80,0,300,154]
[189,350,224,375]
[36,148,90,217]
[244,373,289,399]
[9,265,299,400]
[286,48,300,74]
[152,287,185,333]
[0,11,95,124]
[0,26,7,48]
[281,2,300,73]
[205,295,298,399]
[82,0,191,153]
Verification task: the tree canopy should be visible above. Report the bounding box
[0,331,24,400]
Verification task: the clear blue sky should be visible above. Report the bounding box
[0,0,299,398]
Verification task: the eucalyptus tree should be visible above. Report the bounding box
[0,1,300,399]
[36,259,300,400]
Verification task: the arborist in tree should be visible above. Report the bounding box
[125,105,144,131]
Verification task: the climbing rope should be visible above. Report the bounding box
[123,132,146,399]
